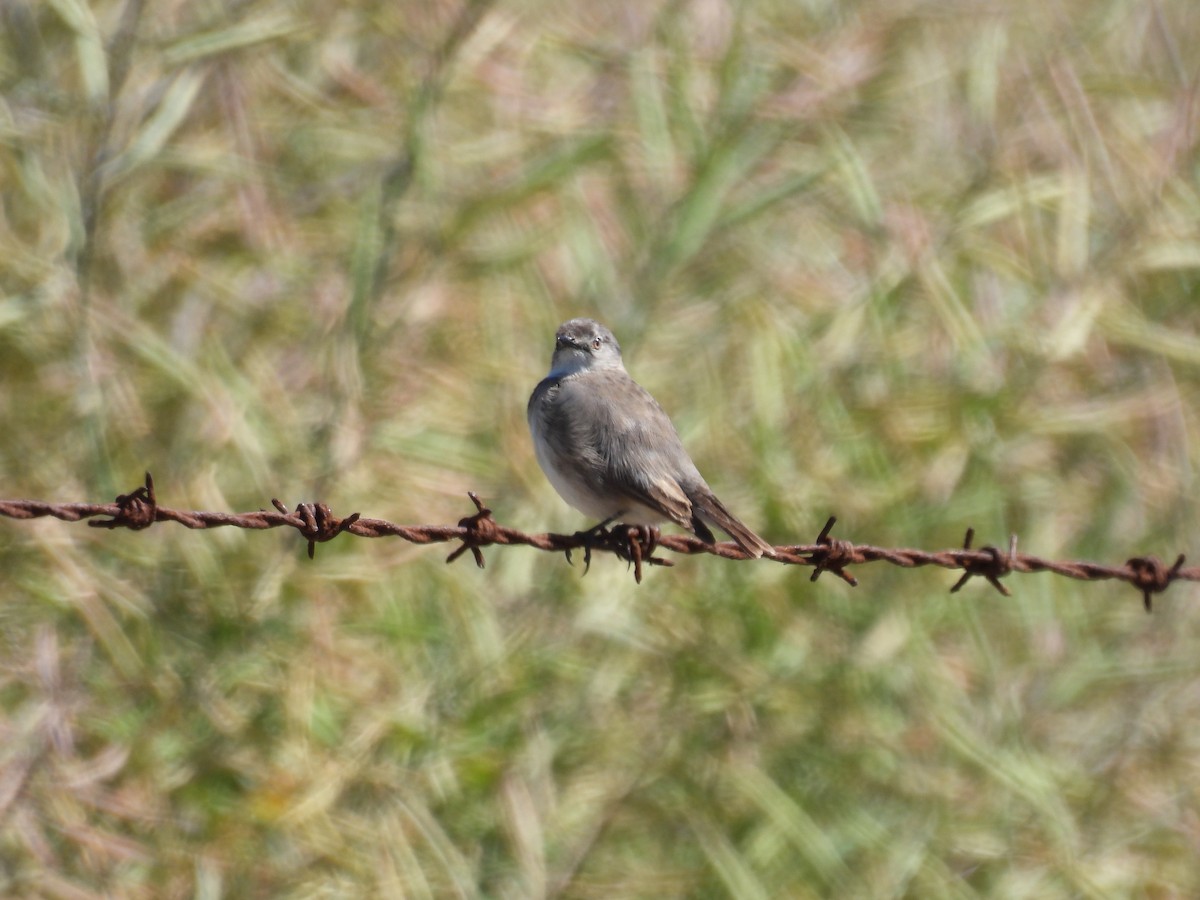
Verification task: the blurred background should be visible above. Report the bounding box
[3,0,1200,895]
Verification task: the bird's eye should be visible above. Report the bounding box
[592,338,602,350]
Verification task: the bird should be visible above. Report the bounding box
[527,317,773,559]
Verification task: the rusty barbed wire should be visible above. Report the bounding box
[1,473,1195,609]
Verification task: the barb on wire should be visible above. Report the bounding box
[1,473,1195,606]
[807,517,859,587]
[949,528,1015,597]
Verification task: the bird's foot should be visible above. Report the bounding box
[566,516,618,575]
[566,520,670,582]
[618,524,661,584]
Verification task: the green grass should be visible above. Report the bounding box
[3,0,1200,896]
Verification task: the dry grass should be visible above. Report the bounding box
[3,0,1200,896]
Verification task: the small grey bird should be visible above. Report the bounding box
[528,318,773,559]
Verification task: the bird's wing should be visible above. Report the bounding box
[577,369,706,530]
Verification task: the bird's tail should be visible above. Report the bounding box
[690,489,773,559]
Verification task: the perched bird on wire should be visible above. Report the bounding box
[528,318,772,559]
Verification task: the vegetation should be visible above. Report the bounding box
[2,0,1199,895]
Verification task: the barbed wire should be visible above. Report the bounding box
[1,473,1194,609]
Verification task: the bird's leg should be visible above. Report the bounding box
[567,516,618,575]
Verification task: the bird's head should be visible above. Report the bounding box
[547,318,624,377]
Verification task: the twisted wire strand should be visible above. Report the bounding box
[1,473,1193,606]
